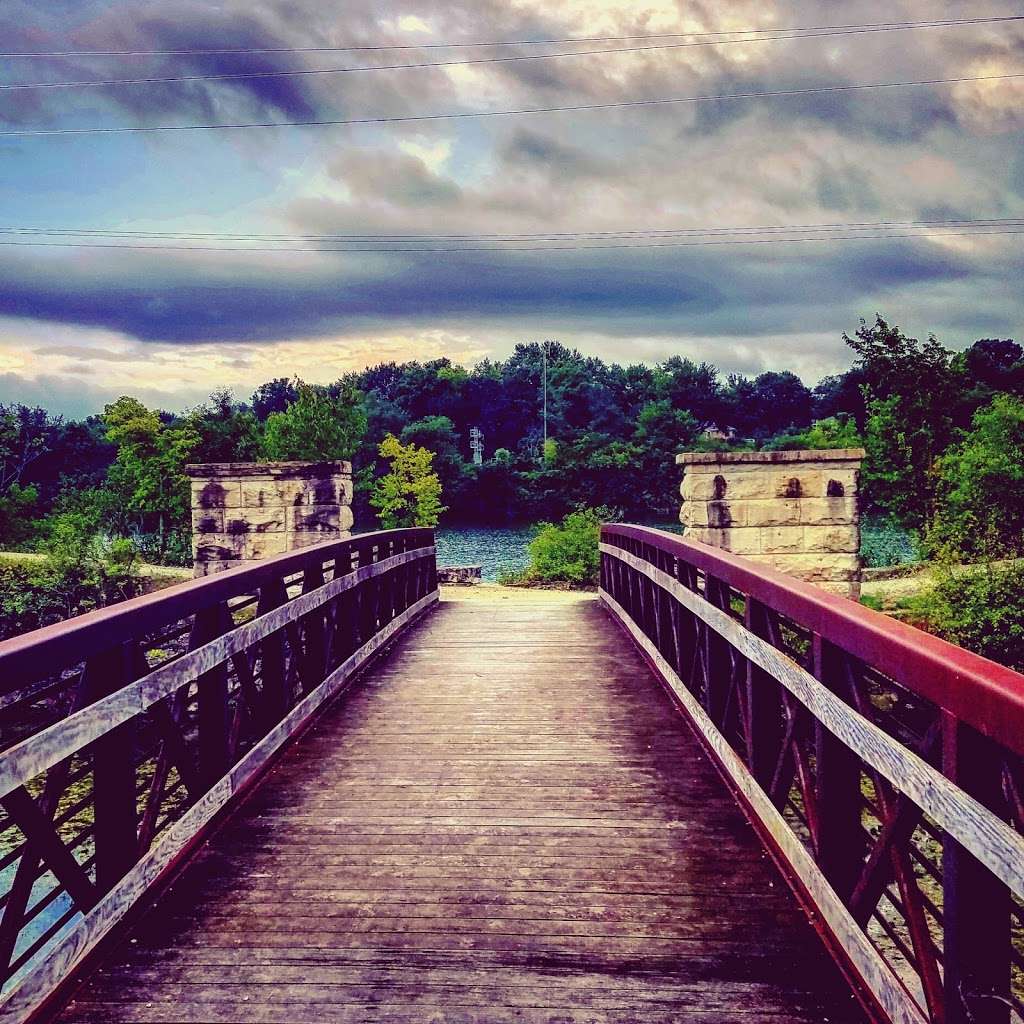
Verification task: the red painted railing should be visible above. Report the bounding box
[601,524,1024,1024]
[0,529,438,1021]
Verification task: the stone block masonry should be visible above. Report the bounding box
[677,449,865,599]
[187,461,354,576]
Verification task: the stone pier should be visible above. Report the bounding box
[677,449,864,599]
[187,461,354,576]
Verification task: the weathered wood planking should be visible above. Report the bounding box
[600,587,925,1024]
[50,595,868,1024]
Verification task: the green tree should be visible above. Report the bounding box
[103,396,199,561]
[189,389,259,462]
[0,403,61,546]
[634,400,700,516]
[370,434,446,528]
[251,377,299,421]
[260,381,367,461]
[929,394,1024,557]
[845,316,959,532]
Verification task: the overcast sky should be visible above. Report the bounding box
[0,0,1021,418]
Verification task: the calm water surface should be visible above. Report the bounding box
[435,523,683,582]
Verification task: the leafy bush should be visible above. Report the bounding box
[0,515,142,641]
[501,507,607,587]
[905,561,1024,671]
[860,515,920,568]
[0,483,40,549]
[764,416,863,452]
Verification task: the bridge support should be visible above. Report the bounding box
[677,448,864,598]
[187,460,354,576]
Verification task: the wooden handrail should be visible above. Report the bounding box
[0,529,439,1024]
[0,528,436,686]
[600,524,1024,1024]
[604,524,1024,755]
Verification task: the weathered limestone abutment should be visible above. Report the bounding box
[677,449,865,599]
[186,461,354,576]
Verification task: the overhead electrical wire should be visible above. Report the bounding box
[3,71,1021,137]
[2,14,1020,57]
[3,217,1022,243]
[1,226,1020,254]
[5,19,1023,92]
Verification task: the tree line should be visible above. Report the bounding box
[1,316,1022,567]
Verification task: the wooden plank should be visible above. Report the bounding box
[601,544,1024,901]
[41,594,867,1024]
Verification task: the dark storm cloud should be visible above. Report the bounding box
[0,231,992,346]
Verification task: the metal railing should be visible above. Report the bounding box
[600,524,1024,1024]
[0,529,438,1022]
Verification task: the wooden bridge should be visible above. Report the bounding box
[0,527,1021,1024]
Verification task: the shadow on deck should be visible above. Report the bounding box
[55,594,866,1024]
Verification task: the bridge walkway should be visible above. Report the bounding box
[54,592,867,1024]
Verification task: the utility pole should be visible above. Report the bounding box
[542,343,548,448]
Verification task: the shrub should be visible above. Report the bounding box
[860,515,920,568]
[904,560,1024,672]
[501,507,607,587]
[0,483,40,549]
[764,416,863,452]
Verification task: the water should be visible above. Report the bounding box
[435,526,534,582]
[434,522,683,583]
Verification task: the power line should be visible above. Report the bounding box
[2,217,1022,242]
[0,226,1020,253]
[3,71,1021,138]
[2,15,1019,57]
[4,20,1019,92]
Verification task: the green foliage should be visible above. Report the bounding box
[370,434,446,528]
[907,561,1024,672]
[0,483,39,548]
[0,516,142,641]
[724,371,813,440]
[929,393,1024,558]
[764,416,863,452]
[260,381,367,461]
[188,389,259,462]
[0,403,62,546]
[501,508,607,587]
[860,515,920,568]
[845,316,958,532]
[103,396,199,562]
[250,377,299,421]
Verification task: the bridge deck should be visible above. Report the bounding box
[56,592,867,1024]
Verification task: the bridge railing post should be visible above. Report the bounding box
[88,641,140,891]
[941,715,1011,1024]
[811,636,865,901]
[743,598,786,797]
